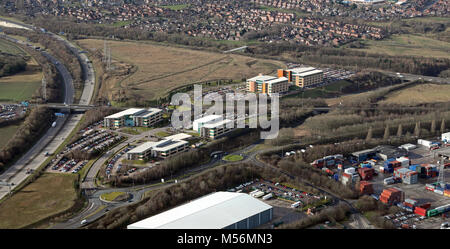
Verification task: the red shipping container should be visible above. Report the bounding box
[404,202,414,208]
[414,207,427,216]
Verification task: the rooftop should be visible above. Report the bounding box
[127,191,272,229]
[203,119,234,129]
[193,115,223,124]
[287,66,316,74]
[266,77,288,85]
[152,139,189,152]
[135,108,162,118]
[165,133,192,141]
[105,108,145,119]
[297,69,324,77]
[127,141,157,154]
[247,75,277,82]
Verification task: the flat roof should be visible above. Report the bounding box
[288,66,316,74]
[105,108,145,119]
[247,75,277,82]
[297,69,323,77]
[266,77,288,85]
[136,108,162,118]
[127,192,272,229]
[203,119,233,129]
[352,148,376,156]
[165,133,192,141]
[127,141,157,154]
[193,115,222,124]
[152,139,188,152]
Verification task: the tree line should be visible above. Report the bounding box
[0,107,54,172]
[2,27,84,91]
[247,42,450,77]
[0,52,27,77]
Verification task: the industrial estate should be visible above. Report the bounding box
[0,0,449,237]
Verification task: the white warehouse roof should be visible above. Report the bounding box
[127,191,272,229]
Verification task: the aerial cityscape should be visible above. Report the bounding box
[0,0,449,238]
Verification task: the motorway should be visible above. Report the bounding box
[0,20,95,200]
[382,71,450,84]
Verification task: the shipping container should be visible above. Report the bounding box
[291,201,301,208]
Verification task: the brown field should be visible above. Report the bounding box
[0,173,78,229]
[379,84,450,105]
[77,39,285,103]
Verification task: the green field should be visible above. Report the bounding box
[0,81,40,102]
[155,131,171,137]
[379,84,450,105]
[0,173,78,229]
[120,127,153,135]
[222,154,244,162]
[161,4,190,11]
[0,39,42,101]
[287,80,352,99]
[100,191,126,202]
[356,34,450,59]
[0,39,26,55]
[0,124,20,150]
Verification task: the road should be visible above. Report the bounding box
[0,22,95,200]
[382,71,450,84]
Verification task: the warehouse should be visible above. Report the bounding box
[104,108,162,128]
[375,145,408,161]
[127,191,273,229]
[351,148,377,162]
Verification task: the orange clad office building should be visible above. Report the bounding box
[277,67,323,88]
[246,74,289,95]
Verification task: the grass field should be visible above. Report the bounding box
[379,84,450,105]
[155,131,171,137]
[355,34,450,59]
[120,127,153,135]
[161,4,190,10]
[222,154,244,162]
[0,173,78,229]
[287,80,352,99]
[100,191,126,202]
[77,39,285,103]
[0,38,26,55]
[0,39,42,102]
[0,124,20,150]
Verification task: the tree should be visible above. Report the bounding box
[441,119,446,134]
[366,127,373,141]
[414,122,421,137]
[383,125,390,140]
[397,124,403,137]
[430,119,436,134]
